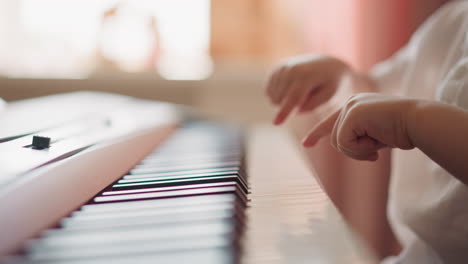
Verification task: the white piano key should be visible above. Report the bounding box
[122,167,240,179]
[34,221,234,248]
[62,210,236,230]
[130,161,241,174]
[80,194,236,213]
[22,248,235,264]
[139,152,241,164]
[64,203,234,223]
[117,171,240,184]
[28,236,233,261]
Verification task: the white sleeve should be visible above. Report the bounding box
[370,1,468,94]
[370,43,413,95]
[0,98,5,113]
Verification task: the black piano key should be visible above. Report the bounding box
[120,169,250,191]
[112,175,249,194]
[101,182,239,196]
[94,186,240,203]
[124,166,250,185]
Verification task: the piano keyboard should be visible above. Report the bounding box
[9,121,249,264]
[1,92,378,263]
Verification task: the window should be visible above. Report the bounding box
[0,0,212,80]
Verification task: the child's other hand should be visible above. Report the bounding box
[265,55,351,125]
[302,93,417,161]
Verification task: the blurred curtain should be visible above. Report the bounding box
[209,0,449,70]
[210,0,302,65]
[300,0,449,71]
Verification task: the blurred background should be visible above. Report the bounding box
[0,0,453,258]
[0,0,448,123]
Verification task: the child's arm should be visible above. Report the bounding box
[265,3,466,259]
[407,101,468,184]
[265,56,401,258]
[304,93,468,184]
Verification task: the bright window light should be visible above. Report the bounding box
[0,0,212,80]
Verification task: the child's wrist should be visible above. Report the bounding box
[404,99,430,149]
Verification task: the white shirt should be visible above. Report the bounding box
[372,2,468,263]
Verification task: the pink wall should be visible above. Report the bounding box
[300,0,448,71]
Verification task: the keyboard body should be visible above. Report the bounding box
[0,92,376,264]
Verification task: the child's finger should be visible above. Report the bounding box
[273,97,296,125]
[273,67,291,104]
[338,130,384,161]
[265,69,280,103]
[273,83,303,125]
[297,81,333,113]
[302,109,341,147]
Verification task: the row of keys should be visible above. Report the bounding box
[11,121,249,264]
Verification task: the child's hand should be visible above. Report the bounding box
[302,93,417,161]
[265,55,351,125]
